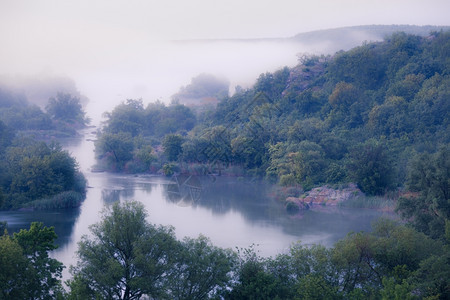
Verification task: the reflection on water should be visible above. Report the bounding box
[0,132,394,281]
[0,208,81,247]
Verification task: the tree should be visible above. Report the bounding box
[0,232,29,299]
[162,134,184,161]
[397,146,450,240]
[332,232,380,295]
[347,140,395,195]
[168,235,237,299]
[46,92,86,125]
[95,132,134,170]
[0,223,64,299]
[103,99,145,137]
[13,222,64,299]
[1,139,85,209]
[70,201,178,299]
[227,247,289,300]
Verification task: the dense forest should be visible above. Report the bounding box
[0,91,88,209]
[96,31,449,195]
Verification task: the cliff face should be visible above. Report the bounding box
[286,184,363,210]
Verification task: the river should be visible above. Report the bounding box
[0,128,393,280]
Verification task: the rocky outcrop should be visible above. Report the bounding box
[285,184,363,211]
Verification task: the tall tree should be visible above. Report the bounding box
[397,146,450,240]
[70,201,178,299]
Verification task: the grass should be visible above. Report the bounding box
[23,191,86,210]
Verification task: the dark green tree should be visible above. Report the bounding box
[46,92,86,125]
[397,146,450,240]
[0,222,65,299]
[347,140,395,195]
[227,247,289,300]
[0,232,29,299]
[70,201,178,300]
[103,99,145,137]
[168,235,237,299]
[162,134,184,161]
[95,132,134,170]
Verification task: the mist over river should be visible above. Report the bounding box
[0,128,393,281]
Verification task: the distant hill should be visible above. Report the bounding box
[175,25,450,55]
[290,25,450,52]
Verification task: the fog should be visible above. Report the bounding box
[1,0,449,124]
[78,39,307,123]
[0,38,325,124]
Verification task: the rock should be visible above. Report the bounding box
[286,184,363,210]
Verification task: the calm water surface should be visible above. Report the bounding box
[0,129,393,280]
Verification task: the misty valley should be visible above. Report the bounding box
[0,27,449,299]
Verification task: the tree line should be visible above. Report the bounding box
[1,196,448,299]
[0,89,89,138]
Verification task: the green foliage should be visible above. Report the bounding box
[95,132,134,171]
[46,92,87,125]
[409,251,450,299]
[381,277,416,300]
[0,222,64,299]
[162,163,176,176]
[71,201,178,299]
[96,100,196,172]
[0,232,29,299]
[69,201,241,300]
[0,138,86,210]
[60,208,449,299]
[162,134,184,161]
[296,274,340,300]
[95,31,449,196]
[168,235,237,299]
[227,247,289,299]
[397,146,450,240]
[25,191,85,210]
[347,140,395,195]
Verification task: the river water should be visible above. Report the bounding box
[0,128,392,280]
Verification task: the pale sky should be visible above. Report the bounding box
[1,0,449,41]
[0,0,449,119]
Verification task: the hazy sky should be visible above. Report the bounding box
[1,0,449,120]
[2,0,449,41]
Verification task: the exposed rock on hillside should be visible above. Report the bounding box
[286,184,363,211]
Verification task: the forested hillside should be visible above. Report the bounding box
[97,31,449,196]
